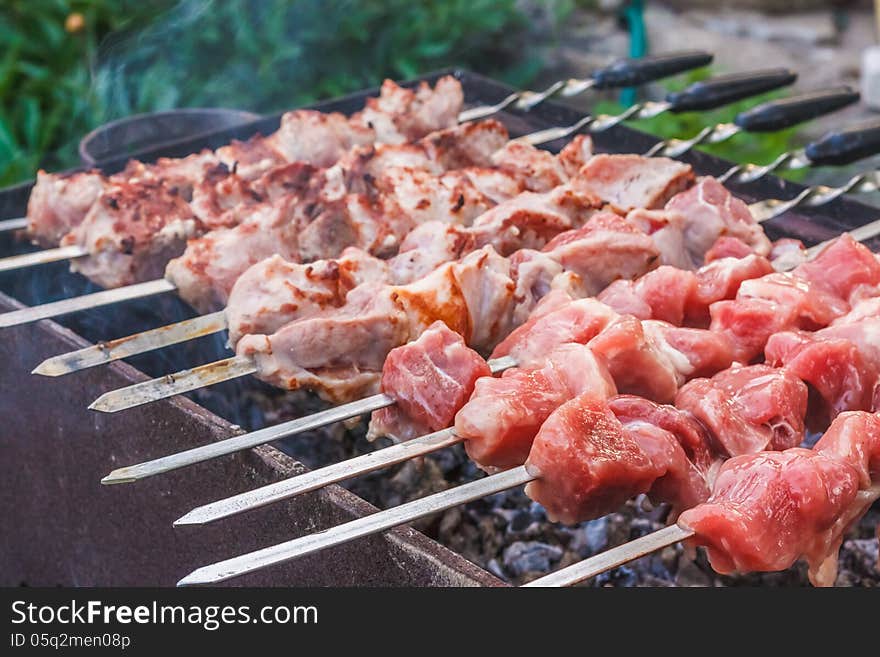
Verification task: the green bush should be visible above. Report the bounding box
[0,0,175,184]
[1,0,561,186]
[0,1,802,188]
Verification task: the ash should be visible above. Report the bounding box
[258,391,880,588]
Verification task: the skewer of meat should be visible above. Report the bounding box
[90,168,872,424]
[170,233,879,522]
[0,68,796,320]
[0,51,714,237]
[21,76,467,246]
[525,410,880,587]
[11,116,515,288]
[167,341,819,585]
[177,269,880,584]
[10,74,466,275]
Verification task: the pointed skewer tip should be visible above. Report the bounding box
[176,569,212,587]
[101,469,138,485]
[172,509,206,527]
[31,358,65,377]
[88,396,113,413]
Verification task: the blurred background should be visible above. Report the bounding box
[1,0,878,191]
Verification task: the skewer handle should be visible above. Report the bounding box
[463,50,713,119]
[667,68,796,113]
[805,118,880,166]
[590,50,712,89]
[735,86,859,132]
[646,87,859,159]
[728,119,880,186]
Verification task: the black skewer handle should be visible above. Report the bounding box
[591,50,713,89]
[734,87,859,132]
[667,68,797,113]
[805,119,880,166]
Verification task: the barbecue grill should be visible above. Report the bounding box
[2,67,879,587]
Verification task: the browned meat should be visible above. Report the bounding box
[574,154,695,212]
[61,181,202,289]
[26,170,106,246]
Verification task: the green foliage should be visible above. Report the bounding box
[1,2,804,188]
[0,0,177,184]
[593,69,805,179]
[1,0,562,186]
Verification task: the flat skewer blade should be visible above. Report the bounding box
[102,392,395,485]
[0,278,177,329]
[150,356,516,494]
[33,311,228,376]
[175,428,464,526]
[89,354,257,413]
[0,244,85,273]
[0,217,27,232]
[177,466,535,586]
[522,524,694,587]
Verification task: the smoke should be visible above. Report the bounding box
[87,0,548,123]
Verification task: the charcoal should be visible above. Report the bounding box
[502,541,563,577]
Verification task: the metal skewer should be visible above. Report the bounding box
[0,244,85,274]
[176,465,536,586]
[175,427,465,526]
[89,355,257,413]
[33,87,864,378]
[101,356,515,485]
[521,524,694,587]
[516,68,796,147]
[0,217,27,233]
[650,87,861,166]
[33,310,227,376]
[0,68,793,294]
[721,118,880,184]
[0,278,177,329]
[458,50,713,122]
[158,220,878,525]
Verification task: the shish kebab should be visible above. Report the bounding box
[0,67,797,327]
[0,51,714,237]
[524,411,880,588]
[176,229,880,524]
[524,252,880,587]
[87,121,880,418]
[34,88,865,377]
[4,75,471,263]
[176,234,880,586]
[106,167,880,487]
[0,54,721,276]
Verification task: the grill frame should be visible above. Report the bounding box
[1,69,879,586]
